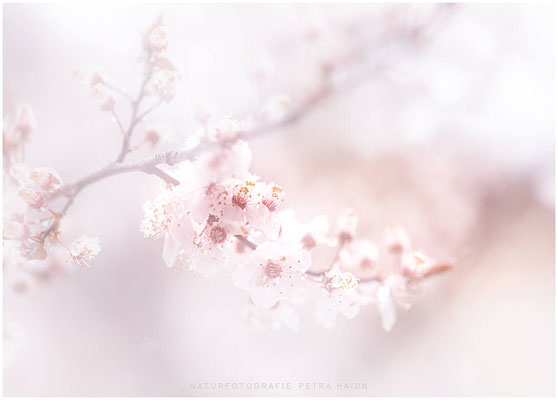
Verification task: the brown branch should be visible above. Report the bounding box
[116,69,154,163]
[46,7,457,231]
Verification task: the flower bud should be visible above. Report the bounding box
[149,25,170,52]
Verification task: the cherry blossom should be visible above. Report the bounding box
[3,103,36,167]
[151,70,178,102]
[28,167,62,192]
[69,235,101,265]
[339,239,379,272]
[2,14,456,343]
[336,208,358,243]
[277,211,335,250]
[374,275,415,332]
[17,188,49,209]
[384,224,412,253]
[314,267,360,328]
[73,66,106,87]
[232,241,311,309]
[149,25,171,52]
[91,83,116,112]
[258,94,291,122]
[3,220,29,241]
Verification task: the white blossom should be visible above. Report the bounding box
[69,235,101,265]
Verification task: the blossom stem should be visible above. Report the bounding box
[116,66,153,163]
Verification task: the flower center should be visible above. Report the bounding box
[232,193,248,209]
[210,226,227,243]
[264,261,283,278]
[262,197,277,212]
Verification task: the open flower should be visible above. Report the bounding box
[375,275,415,332]
[3,220,29,241]
[152,70,178,102]
[188,218,239,277]
[384,224,412,253]
[336,208,358,243]
[232,241,311,309]
[258,94,291,122]
[278,211,335,250]
[315,267,360,328]
[148,25,170,52]
[91,83,116,111]
[69,235,100,265]
[28,167,62,192]
[18,188,49,209]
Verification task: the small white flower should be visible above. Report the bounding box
[148,25,170,52]
[152,70,178,102]
[28,167,62,192]
[233,241,311,309]
[337,208,358,243]
[3,220,28,241]
[375,275,415,332]
[259,94,290,122]
[17,188,49,209]
[91,83,116,112]
[69,235,100,264]
[278,211,335,250]
[315,267,360,328]
[384,224,412,253]
[339,239,379,271]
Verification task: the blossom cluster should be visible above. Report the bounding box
[3,18,451,338]
[3,106,101,291]
[141,136,448,332]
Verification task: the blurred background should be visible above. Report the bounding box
[3,3,555,396]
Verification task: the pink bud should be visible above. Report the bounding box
[149,26,170,52]
[29,167,62,192]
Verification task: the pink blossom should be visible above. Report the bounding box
[18,188,49,209]
[314,267,360,328]
[148,25,171,52]
[232,241,311,309]
[384,224,412,253]
[8,164,30,187]
[161,213,195,268]
[258,94,291,122]
[19,238,47,261]
[140,187,189,240]
[28,167,62,192]
[3,220,29,241]
[152,70,178,102]
[91,83,116,111]
[374,275,414,332]
[73,66,106,87]
[3,103,36,147]
[69,235,101,265]
[400,251,436,278]
[336,208,358,243]
[189,219,239,277]
[13,103,36,137]
[203,112,250,143]
[339,238,379,271]
[278,211,335,250]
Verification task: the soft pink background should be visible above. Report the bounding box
[3,3,555,396]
